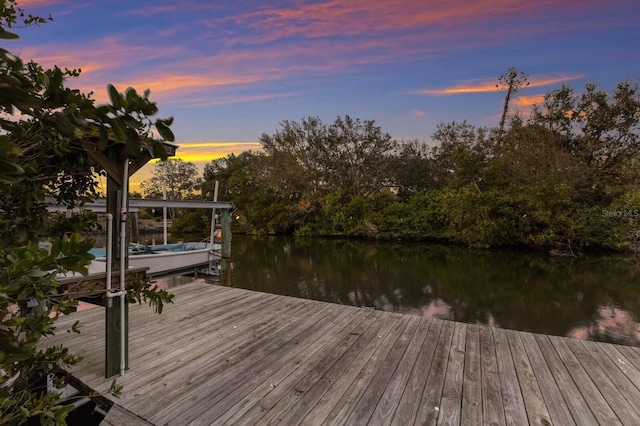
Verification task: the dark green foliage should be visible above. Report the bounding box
[201,76,639,252]
[390,139,443,195]
[0,236,92,424]
[1,2,176,423]
[259,115,396,198]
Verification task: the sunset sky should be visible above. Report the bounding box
[9,0,640,191]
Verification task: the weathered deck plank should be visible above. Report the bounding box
[505,329,553,425]
[414,318,455,425]
[582,340,640,419]
[97,288,278,384]
[344,315,420,425]
[111,290,285,389]
[322,314,412,424]
[564,338,639,423]
[492,327,531,425]
[461,323,481,426]
[478,325,505,426]
[101,404,152,426]
[437,321,467,426]
[597,344,640,394]
[39,282,640,425]
[147,300,340,423]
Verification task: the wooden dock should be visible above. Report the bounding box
[43,282,640,425]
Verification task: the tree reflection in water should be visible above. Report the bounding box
[222,235,640,347]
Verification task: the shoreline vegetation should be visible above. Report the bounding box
[170,176,640,255]
[163,78,640,255]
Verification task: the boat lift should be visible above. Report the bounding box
[51,195,233,378]
[65,139,232,378]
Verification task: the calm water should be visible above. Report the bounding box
[140,232,640,347]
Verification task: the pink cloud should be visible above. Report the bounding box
[18,37,235,102]
[125,2,222,18]
[207,0,608,47]
[20,35,183,76]
[214,1,514,40]
[19,33,376,106]
[13,0,620,114]
[15,0,65,6]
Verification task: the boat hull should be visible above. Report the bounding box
[129,245,218,277]
[89,242,221,277]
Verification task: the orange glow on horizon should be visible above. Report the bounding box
[515,94,545,109]
[125,141,263,194]
[416,74,585,96]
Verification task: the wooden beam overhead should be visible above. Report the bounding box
[81,139,178,182]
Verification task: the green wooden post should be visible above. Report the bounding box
[84,140,176,378]
[105,292,129,378]
[105,170,129,378]
[220,209,232,259]
[219,208,232,286]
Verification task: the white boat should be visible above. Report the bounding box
[89,241,221,277]
[54,181,230,280]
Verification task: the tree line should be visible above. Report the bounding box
[170,75,640,253]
